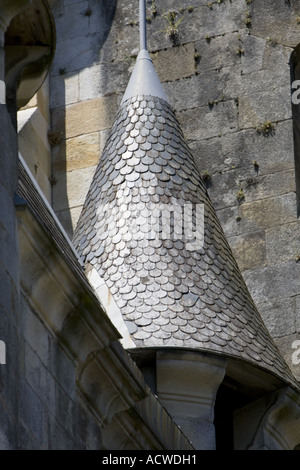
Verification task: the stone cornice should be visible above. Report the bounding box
[16,188,193,450]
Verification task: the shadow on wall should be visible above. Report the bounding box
[50,0,118,237]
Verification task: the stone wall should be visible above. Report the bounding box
[49,0,300,380]
[0,100,20,450]
[18,294,103,449]
[0,0,32,449]
[17,79,52,203]
[16,179,192,449]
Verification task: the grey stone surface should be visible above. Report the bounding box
[194,32,243,72]
[79,62,130,101]
[240,34,266,75]
[251,0,300,47]
[243,260,300,305]
[267,222,300,265]
[152,43,195,83]
[55,2,90,42]
[177,100,238,140]
[190,120,294,180]
[24,342,56,415]
[50,34,98,76]
[48,417,77,450]
[0,184,16,242]
[50,73,79,108]
[162,0,246,44]
[0,102,19,450]
[227,230,266,272]
[256,297,296,338]
[238,192,297,232]
[240,170,295,204]
[19,379,47,447]
[164,72,225,113]
[49,340,76,398]
[53,165,96,212]
[238,87,292,130]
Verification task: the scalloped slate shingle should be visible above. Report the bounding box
[73,94,297,387]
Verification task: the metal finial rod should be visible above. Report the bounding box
[139,0,147,50]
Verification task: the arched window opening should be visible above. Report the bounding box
[214,381,252,450]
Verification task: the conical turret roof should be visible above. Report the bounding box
[73,5,298,388]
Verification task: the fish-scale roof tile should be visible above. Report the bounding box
[73,95,298,388]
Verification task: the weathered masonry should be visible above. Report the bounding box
[0,0,300,450]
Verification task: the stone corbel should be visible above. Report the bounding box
[156,350,227,450]
[0,0,31,41]
[76,349,147,428]
[234,386,300,450]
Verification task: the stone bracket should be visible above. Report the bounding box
[234,386,300,450]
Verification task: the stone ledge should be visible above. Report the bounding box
[16,161,193,449]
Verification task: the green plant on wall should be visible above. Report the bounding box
[236,183,245,204]
[244,11,251,28]
[151,1,158,17]
[267,36,278,46]
[194,52,201,64]
[161,10,184,44]
[255,120,275,136]
[207,93,225,109]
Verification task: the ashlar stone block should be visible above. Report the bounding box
[177,99,238,140]
[227,230,266,272]
[52,95,118,139]
[238,87,292,130]
[256,297,296,338]
[239,192,296,232]
[53,165,96,212]
[266,221,300,265]
[243,260,300,305]
[151,43,195,83]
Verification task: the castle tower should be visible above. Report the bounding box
[73,0,299,449]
